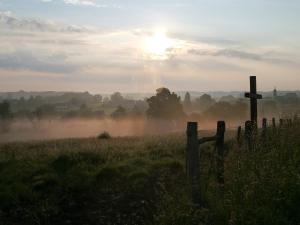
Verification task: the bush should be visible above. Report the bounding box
[97,131,111,139]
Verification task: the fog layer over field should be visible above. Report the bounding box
[0,118,183,142]
[0,118,238,143]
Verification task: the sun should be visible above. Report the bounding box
[144,28,173,59]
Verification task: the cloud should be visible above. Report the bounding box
[39,0,101,6]
[63,0,100,6]
[0,51,78,73]
[61,0,120,8]
[1,10,299,92]
[188,49,262,60]
[169,32,241,47]
[0,11,97,33]
[187,48,299,66]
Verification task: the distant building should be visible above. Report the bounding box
[273,88,278,99]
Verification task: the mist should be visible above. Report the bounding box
[0,118,183,142]
[0,117,248,143]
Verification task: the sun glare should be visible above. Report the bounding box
[144,28,173,59]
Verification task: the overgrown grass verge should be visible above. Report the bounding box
[0,124,299,225]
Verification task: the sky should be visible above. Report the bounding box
[0,0,299,93]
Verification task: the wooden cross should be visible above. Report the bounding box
[244,76,262,123]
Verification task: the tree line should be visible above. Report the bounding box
[1,87,300,132]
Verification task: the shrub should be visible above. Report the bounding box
[97,131,111,139]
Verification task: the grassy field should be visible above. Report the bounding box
[0,125,299,225]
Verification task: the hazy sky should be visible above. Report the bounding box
[0,0,299,93]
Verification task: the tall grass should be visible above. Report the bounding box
[0,123,299,225]
[223,121,300,225]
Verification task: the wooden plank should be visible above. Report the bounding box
[186,122,201,204]
[279,119,284,127]
[186,122,199,180]
[272,118,276,128]
[245,120,252,151]
[262,118,267,140]
[250,76,258,123]
[245,76,262,125]
[199,136,216,144]
[216,121,225,186]
[245,93,262,99]
[237,126,242,146]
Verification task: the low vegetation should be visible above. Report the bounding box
[97,131,112,139]
[0,122,299,225]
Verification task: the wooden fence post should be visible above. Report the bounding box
[272,118,276,128]
[237,126,242,146]
[262,118,267,140]
[279,119,283,127]
[245,120,252,150]
[186,122,200,203]
[216,121,226,187]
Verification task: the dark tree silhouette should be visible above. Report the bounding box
[0,101,11,119]
[110,92,124,105]
[183,92,192,110]
[194,94,215,111]
[203,100,247,121]
[146,87,185,119]
[0,101,12,132]
[111,105,127,119]
[35,104,56,119]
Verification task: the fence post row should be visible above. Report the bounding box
[186,115,295,205]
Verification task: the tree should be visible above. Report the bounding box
[110,92,124,106]
[183,92,192,109]
[35,104,56,119]
[0,101,12,132]
[130,104,143,117]
[0,101,11,119]
[203,100,247,121]
[111,106,127,119]
[194,94,215,111]
[146,87,185,119]
[94,94,102,103]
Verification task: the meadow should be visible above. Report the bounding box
[0,123,299,225]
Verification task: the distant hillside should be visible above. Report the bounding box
[0,90,299,101]
[0,91,67,100]
[124,90,300,100]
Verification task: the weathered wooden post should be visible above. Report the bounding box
[216,121,226,187]
[186,122,200,203]
[279,119,283,127]
[237,126,242,146]
[272,118,276,128]
[245,76,262,127]
[262,118,267,140]
[245,120,252,150]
